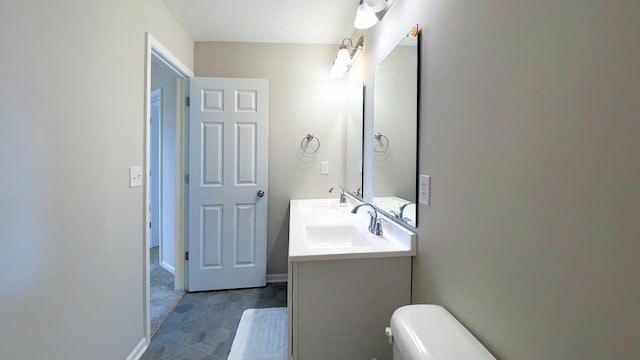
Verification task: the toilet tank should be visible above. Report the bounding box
[389,305,495,360]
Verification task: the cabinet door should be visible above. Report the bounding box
[292,257,411,360]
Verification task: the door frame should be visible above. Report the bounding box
[143,32,193,343]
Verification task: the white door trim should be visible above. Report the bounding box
[143,32,194,344]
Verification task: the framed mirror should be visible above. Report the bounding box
[344,84,364,198]
[372,27,419,227]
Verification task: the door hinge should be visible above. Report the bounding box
[149,222,152,228]
[185,174,189,184]
[185,97,190,107]
[185,251,189,261]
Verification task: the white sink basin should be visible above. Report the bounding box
[304,224,372,249]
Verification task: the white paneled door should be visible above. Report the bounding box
[188,77,268,291]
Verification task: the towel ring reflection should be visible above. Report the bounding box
[300,133,321,154]
[373,132,389,153]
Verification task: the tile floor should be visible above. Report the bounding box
[141,283,287,360]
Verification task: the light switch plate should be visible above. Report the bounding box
[320,161,329,175]
[129,166,143,188]
[419,174,430,205]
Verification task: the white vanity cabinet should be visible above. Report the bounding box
[288,256,411,360]
[287,199,416,360]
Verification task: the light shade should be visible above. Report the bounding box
[365,0,387,13]
[335,46,351,66]
[354,4,378,29]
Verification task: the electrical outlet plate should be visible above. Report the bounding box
[419,174,430,205]
[320,161,329,175]
[129,166,143,188]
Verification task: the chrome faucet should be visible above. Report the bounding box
[329,186,347,205]
[351,203,383,235]
[390,210,403,221]
[398,202,415,223]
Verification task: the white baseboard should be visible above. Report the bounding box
[161,260,175,274]
[266,273,287,283]
[126,338,147,360]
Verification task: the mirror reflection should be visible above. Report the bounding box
[372,29,419,227]
[344,84,364,197]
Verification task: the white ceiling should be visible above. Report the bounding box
[162,0,359,44]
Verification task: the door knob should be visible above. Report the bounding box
[257,190,265,198]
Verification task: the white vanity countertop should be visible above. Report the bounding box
[289,197,417,262]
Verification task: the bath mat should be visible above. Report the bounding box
[228,307,288,360]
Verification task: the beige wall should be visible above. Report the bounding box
[351,0,640,358]
[0,0,193,359]
[195,42,348,275]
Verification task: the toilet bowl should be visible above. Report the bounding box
[386,304,495,360]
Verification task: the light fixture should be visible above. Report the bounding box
[353,0,394,29]
[330,37,364,79]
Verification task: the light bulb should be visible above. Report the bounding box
[335,46,351,66]
[354,4,378,29]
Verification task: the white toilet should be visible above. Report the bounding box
[386,304,496,359]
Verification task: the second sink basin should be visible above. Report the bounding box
[304,224,372,249]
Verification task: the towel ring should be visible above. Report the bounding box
[373,132,389,153]
[300,133,321,154]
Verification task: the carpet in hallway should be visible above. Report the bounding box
[151,246,185,336]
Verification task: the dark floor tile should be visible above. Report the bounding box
[197,354,224,360]
[180,320,203,333]
[156,331,188,347]
[157,344,190,359]
[183,330,208,345]
[213,339,234,357]
[204,328,231,344]
[173,303,194,313]
[140,343,165,360]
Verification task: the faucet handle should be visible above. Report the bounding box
[374,218,386,236]
[366,210,376,228]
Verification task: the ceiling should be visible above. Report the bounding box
[162,0,358,45]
